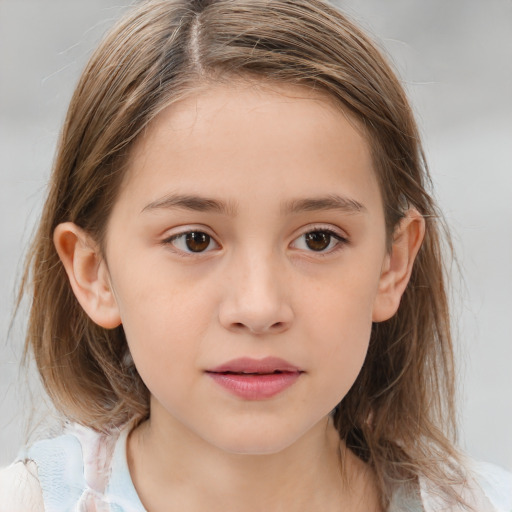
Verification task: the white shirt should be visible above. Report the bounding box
[0,423,510,511]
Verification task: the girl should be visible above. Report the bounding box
[0,0,510,510]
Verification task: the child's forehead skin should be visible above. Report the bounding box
[117,81,383,226]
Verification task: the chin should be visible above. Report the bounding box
[202,419,313,456]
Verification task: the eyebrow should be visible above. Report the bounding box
[142,194,238,216]
[282,194,366,215]
[141,193,366,216]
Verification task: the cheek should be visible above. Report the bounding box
[313,303,372,395]
[302,257,382,391]
[111,267,215,380]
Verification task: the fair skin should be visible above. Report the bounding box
[54,82,424,512]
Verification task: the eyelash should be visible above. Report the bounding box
[161,226,349,257]
[162,230,220,256]
[290,226,349,256]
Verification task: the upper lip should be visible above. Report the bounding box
[206,357,303,374]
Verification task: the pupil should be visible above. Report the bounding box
[185,232,210,252]
[305,232,330,251]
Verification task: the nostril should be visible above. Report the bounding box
[230,320,286,333]
[220,303,294,334]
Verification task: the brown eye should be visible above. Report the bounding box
[165,230,219,254]
[304,231,331,251]
[290,229,347,254]
[185,232,211,252]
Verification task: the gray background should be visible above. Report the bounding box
[1,0,511,469]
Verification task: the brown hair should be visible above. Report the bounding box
[20,0,465,507]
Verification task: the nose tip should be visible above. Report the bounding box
[218,275,294,335]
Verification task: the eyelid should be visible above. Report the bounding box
[161,226,221,256]
[289,224,349,254]
[294,223,349,240]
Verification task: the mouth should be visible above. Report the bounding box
[205,357,304,400]
[211,370,294,375]
[206,356,303,375]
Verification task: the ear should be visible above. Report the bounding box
[372,209,425,322]
[53,222,121,329]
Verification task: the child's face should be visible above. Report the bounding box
[104,82,391,453]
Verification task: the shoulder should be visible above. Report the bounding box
[420,459,512,512]
[0,460,44,512]
[0,430,86,511]
[470,460,512,511]
[0,424,120,511]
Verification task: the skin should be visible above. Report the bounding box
[54,82,424,512]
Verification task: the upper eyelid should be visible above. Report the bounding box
[161,224,349,241]
[291,229,348,245]
[303,226,346,236]
[162,225,219,240]
[164,230,219,244]
[294,224,349,240]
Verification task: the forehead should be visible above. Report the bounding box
[140,80,366,149]
[119,81,381,215]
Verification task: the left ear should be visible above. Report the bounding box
[372,209,425,322]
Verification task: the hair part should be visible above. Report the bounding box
[20,0,465,507]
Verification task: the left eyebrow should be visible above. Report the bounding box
[282,194,367,215]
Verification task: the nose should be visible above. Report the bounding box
[218,251,294,335]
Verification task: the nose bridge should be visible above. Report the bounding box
[239,245,277,296]
[219,243,293,334]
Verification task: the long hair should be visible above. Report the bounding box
[20,0,463,507]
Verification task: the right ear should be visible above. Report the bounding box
[53,222,121,329]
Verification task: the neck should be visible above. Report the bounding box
[127,407,380,512]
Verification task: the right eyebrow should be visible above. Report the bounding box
[141,193,238,216]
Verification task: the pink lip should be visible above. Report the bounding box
[206,357,303,400]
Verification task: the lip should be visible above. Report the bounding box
[208,356,302,374]
[206,357,303,400]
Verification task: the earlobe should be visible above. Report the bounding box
[372,209,425,322]
[53,222,121,329]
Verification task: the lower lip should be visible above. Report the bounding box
[206,372,302,400]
